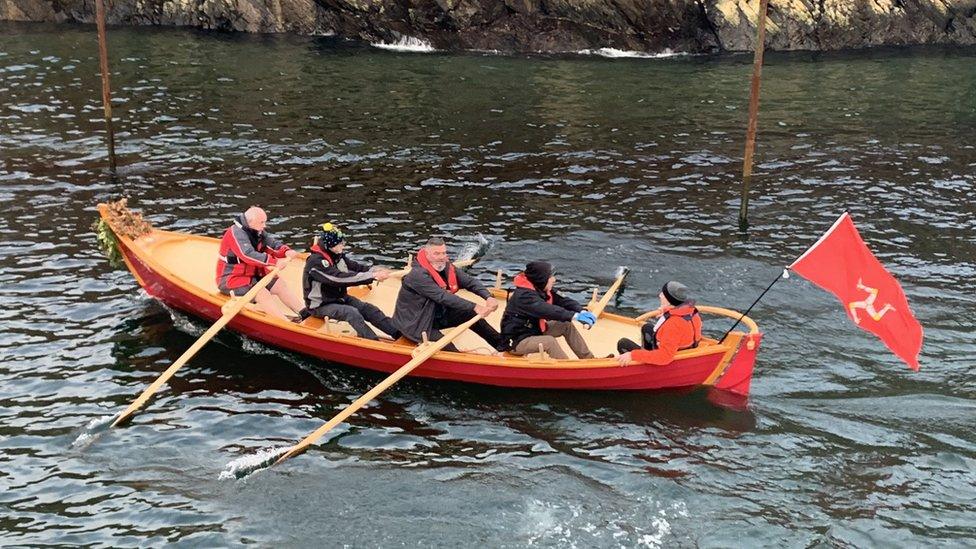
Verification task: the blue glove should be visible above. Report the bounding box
[574,311,597,327]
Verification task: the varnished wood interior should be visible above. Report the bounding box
[137,230,751,365]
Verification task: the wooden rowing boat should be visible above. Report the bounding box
[97,203,761,395]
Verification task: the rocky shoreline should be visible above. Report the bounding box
[2,0,975,54]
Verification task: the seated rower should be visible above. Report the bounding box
[501,261,596,360]
[300,223,400,340]
[216,206,302,321]
[617,281,702,366]
[393,237,506,353]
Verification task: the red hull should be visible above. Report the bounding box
[105,207,760,394]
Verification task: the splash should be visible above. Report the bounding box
[218,446,291,480]
[578,48,687,59]
[456,233,494,264]
[519,498,687,547]
[372,37,436,53]
[70,416,114,450]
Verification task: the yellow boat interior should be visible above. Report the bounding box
[124,228,758,366]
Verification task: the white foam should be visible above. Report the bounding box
[455,233,492,263]
[71,432,97,449]
[579,47,686,59]
[218,446,290,480]
[70,416,114,449]
[518,497,686,547]
[86,416,114,430]
[372,36,436,53]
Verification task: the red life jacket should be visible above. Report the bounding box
[415,248,459,293]
[215,215,288,290]
[310,243,334,266]
[514,272,553,332]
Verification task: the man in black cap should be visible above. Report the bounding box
[300,223,400,340]
[617,280,702,366]
[500,261,597,360]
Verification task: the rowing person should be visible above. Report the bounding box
[299,223,400,340]
[215,206,303,321]
[501,261,596,359]
[392,237,507,353]
[616,280,702,366]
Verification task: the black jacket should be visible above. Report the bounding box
[302,245,375,309]
[392,260,491,343]
[501,281,583,348]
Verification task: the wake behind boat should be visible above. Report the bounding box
[97,202,761,395]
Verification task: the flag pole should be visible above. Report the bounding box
[719,268,787,343]
[720,213,850,342]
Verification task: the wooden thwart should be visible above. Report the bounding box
[111,261,289,427]
[273,313,486,466]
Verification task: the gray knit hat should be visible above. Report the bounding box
[662,281,690,306]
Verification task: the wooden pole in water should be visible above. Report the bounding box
[739,0,770,228]
[94,0,117,171]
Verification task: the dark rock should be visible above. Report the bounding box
[1,0,974,53]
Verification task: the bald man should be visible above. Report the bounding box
[215,207,304,321]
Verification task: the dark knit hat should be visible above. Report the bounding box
[319,222,345,249]
[524,261,554,290]
[661,280,690,306]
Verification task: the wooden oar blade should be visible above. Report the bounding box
[455,233,493,268]
[584,266,631,324]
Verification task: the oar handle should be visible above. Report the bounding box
[111,260,290,427]
[635,308,664,323]
[274,312,486,465]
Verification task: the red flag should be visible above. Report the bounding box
[789,213,923,370]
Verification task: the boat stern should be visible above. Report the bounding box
[713,332,762,397]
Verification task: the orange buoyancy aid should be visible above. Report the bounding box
[632,304,703,366]
[514,272,554,332]
[415,248,459,293]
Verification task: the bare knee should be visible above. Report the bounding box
[270,280,290,295]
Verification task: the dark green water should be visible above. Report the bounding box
[1,22,975,547]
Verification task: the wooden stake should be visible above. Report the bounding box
[740,0,770,228]
[494,269,503,290]
[94,0,117,171]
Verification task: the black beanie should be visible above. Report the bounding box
[524,261,553,290]
[662,281,690,306]
[318,222,345,249]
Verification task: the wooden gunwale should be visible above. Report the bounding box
[98,203,761,390]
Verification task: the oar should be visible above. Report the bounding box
[577,266,630,329]
[635,308,663,322]
[111,259,291,427]
[273,312,486,466]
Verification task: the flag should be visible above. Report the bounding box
[789,213,923,370]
